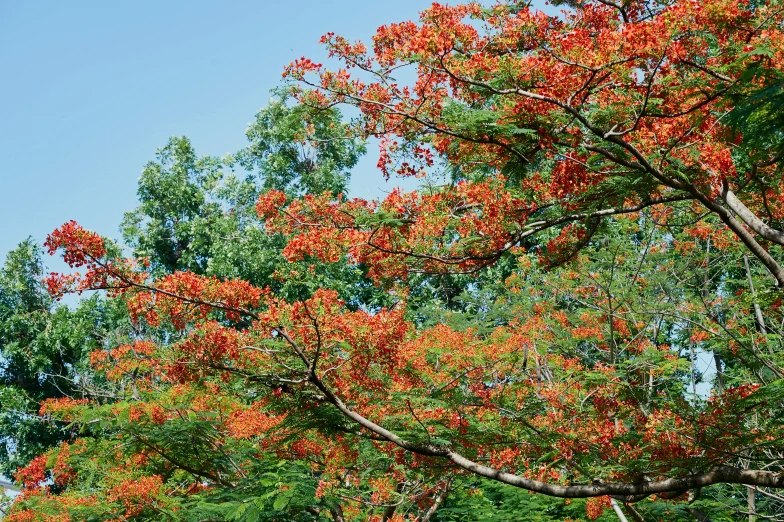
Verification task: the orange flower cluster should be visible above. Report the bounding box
[257,177,533,279]
[14,455,48,489]
[106,475,163,517]
[39,398,90,422]
[279,0,784,284]
[126,271,266,328]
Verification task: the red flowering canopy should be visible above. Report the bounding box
[9,1,784,521]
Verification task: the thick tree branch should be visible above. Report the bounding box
[723,188,784,247]
[286,331,784,501]
[702,196,784,287]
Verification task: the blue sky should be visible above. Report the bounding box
[1,0,478,265]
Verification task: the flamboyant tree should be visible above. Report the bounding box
[7,0,784,521]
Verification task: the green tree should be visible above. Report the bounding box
[0,240,126,478]
[120,96,381,309]
[236,91,365,198]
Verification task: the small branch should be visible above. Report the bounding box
[420,480,453,522]
[610,498,630,522]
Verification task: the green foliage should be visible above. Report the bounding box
[0,239,127,477]
[120,96,386,310]
[435,479,618,522]
[236,90,365,198]
[120,135,242,276]
[726,57,784,164]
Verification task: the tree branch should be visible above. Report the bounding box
[723,188,784,247]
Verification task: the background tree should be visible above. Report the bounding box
[0,240,126,478]
[121,97,380,309]
[235,90,366,198]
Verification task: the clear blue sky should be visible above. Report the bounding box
[0,1,554,266]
